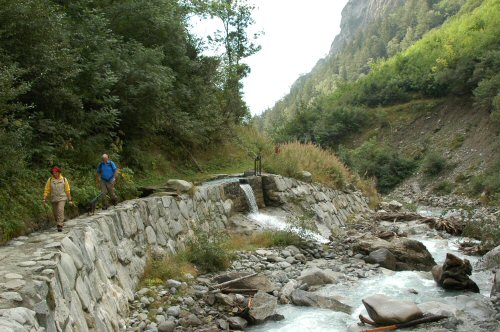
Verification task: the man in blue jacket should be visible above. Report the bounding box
[96,153,119,209]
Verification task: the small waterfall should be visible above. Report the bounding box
[240,183,259,213]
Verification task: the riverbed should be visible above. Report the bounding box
[246,209,494,332]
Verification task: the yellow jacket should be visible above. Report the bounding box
[43,175,71,200]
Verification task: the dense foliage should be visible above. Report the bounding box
[0,0,259,240]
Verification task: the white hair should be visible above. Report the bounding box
[102,154,109,159]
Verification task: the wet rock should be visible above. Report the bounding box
[418,301,459,317]
[297,267,341,286]
[363,248,397,270]
[475,245,500,271]
[290,289,351,314]
[432,253,479,293]
[362,294,423,325]
[353,235,436,271]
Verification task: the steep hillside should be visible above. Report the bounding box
[256,0,500,199]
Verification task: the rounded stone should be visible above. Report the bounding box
[158,321,175,332]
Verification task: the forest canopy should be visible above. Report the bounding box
[0,0,259,239]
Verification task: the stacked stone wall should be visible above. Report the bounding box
[0,175,370,331]
[262,175,370,236]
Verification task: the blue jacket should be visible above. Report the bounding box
[97,160,117,182]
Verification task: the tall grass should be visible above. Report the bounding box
[264,142,352,189]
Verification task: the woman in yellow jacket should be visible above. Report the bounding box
[42,166,73,232]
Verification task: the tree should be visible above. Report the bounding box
[192,0,261,123]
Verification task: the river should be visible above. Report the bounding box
[244,206,493,332]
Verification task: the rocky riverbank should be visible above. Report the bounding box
[125,206,500,332]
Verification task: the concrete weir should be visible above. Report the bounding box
[0,175,369,331]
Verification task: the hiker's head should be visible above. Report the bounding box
[102,154,109,163]
[51,167,61,177]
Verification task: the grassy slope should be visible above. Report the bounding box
[344,97,498,195]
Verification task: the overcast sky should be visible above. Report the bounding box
[190,0,349,115]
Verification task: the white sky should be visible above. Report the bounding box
[190,0,349,115]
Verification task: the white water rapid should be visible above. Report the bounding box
[247,211,494,332]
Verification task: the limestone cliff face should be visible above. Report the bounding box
[329,0,403,56]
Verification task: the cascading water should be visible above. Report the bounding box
[240,183,259,213]
[239,182,329,243]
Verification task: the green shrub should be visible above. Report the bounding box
[422,152,447,176]
[463,219,500,248]
[264,142,354,189]
[184,227,234,273]
[267,230,304,247]
[349,140,417,194]
[433,181,454,195]
[450,134,465,150]
[140,251,197,288]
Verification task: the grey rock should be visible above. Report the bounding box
[301,171,312,183]
[166,279,182,288]
[166,179,193,193]
[291,289,352,314]
[249,291,278,323]
[227,316,248,330]
[4,273,23,280]
[17,261,36,267]
[186,314,202,326]
[364,248,397,270]
[4,279,26,290]
[476,245,500,271]
[158,321,175,332]
[0,292,23,302]
[217,318,229,330]
[297,267,341,286]
[166,305,180,317]
[212,272,274,292]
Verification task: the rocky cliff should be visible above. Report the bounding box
[329,0,403,56]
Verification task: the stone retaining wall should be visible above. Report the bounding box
[0,175,370,331]
[262,175,370,236]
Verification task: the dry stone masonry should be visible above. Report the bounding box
[262,175,370,236]
[0,175,370,331]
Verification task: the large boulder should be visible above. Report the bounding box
[475,245,500,271]
[353,235,436,271]
[431,253,479,293]
[297,267,342,286]
[363,248,397,270]
[362,294,423,325]
[166,179,193,193]
[249,291,280,323]
[290,289,352,314]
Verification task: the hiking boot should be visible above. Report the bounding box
[57,226,63,232]
[102,205,108,210]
